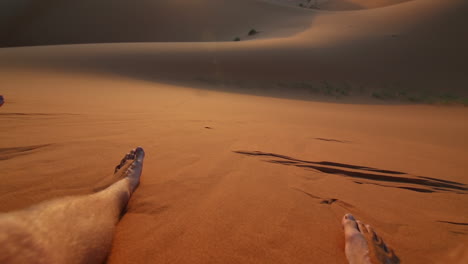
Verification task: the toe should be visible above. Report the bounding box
[365,224,380,242]
[344,213,356,221]
[342,213,356,225]
[381,239,389,253]
[135,147,145,162]
[342,214,360,233]
[115,149,137,173]
[357,220,368,234]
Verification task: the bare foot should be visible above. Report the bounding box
[342,214,400,264]
[114,147,145,192]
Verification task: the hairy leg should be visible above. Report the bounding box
[342,213,400,264]
[0,147,145,264]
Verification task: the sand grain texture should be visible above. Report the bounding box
[0,0,467,263]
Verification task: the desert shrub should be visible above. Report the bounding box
[372,92,386,100]
[460,97,468,106]
[372,90,397,100]
[248,29,258,36]
[322,81,333,96]
[408,96,421,102]
[233,37,240,41]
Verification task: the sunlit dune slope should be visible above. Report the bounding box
[0,0,313,47]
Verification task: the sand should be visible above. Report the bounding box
[264,0,411,10]
[1,0,467,263]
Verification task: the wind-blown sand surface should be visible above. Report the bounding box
[1,0,467,263]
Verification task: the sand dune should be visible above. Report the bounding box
[0,0,313,47]
[265,0,412,10]
[1,0,467,263]
[1,0,467,101]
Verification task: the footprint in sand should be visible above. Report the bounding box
[291,187,354,209]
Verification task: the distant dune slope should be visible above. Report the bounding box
[321,0,412,10]
[1,0,467,99]
[0,0,313,47]
[0,0,466,105]
[266,0,412,10]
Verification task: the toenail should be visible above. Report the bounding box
[344,214,355,221]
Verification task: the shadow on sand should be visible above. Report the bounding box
[233,150,467,194]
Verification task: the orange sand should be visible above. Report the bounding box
[0,0,467,263]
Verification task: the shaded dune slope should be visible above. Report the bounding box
[266,0,412,10]
[1,0,467,100]
[0,0,313,47]
[325,0,413,10]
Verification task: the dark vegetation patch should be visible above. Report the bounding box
[248,29,258,36]
[192,77,467,106]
